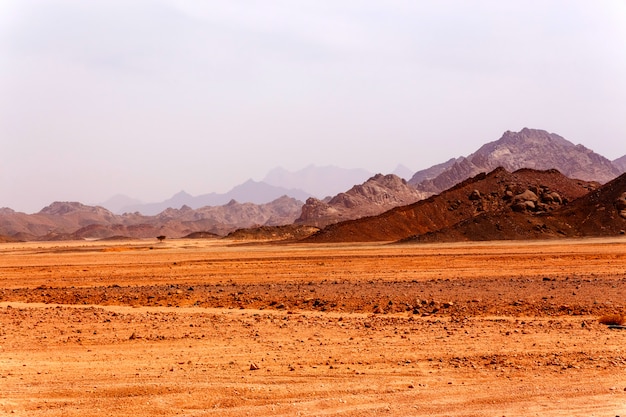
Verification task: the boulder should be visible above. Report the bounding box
[469,190,482,200]
[513,189,539,203]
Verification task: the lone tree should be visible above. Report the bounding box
[156,235,166,242]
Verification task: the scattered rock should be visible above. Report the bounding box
[469,190,482,201]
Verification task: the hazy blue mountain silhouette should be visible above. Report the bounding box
[119,180,311,215]
[262,165,373,199]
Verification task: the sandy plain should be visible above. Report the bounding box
[1,237,626,416]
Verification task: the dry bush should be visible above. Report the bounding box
[598,314,625,325]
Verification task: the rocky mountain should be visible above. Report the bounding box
[409,157,462,185]
[409,128,620,195]
[262,165,373,198]
[0,197,303,241]
[304,167,598,243]
[295,174,425,228]
[0,202,119,239]
[118,180,311,215]
[614,155,626,173]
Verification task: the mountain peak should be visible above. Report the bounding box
[38,202,91,215]
[173,190,193,198]
[410,128,619,194]
[296,173,424,228]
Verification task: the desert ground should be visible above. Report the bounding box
[1,237,626,416]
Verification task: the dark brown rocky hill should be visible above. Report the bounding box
[409,128,620,195]
[549,171,626,236]
[405,172,626,243]
[304,168,597,243]
[295,174,424,228]
[224,224,320,242]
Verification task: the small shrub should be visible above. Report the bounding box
[598,314,625,325]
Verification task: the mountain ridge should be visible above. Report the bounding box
[2,128,624,242]
[117,180,311,215]
[262,165,373,199]
[0,196,304,241]
[409,128,620,195]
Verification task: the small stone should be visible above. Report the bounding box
[250,363,260,371]
[469,190,481,200]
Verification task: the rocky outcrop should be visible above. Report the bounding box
[296,174,425,228]
[409,128,620,195]
[509,187,564,213]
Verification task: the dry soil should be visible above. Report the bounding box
[1,238,626,416]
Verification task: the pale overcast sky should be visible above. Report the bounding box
[1,1,625,213]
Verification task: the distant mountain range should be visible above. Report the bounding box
[116,180,311,216]
[102,165,377,215]
[0,197,303,241]
[1,127,624,242]
[262,165,374,199]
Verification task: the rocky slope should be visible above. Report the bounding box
[409,128,620,194]
[408,157,462,185]
[613,155,626,173]
[304,168,598,243]
[295,174,425,228]
[0,197,303,241]
[406,172,626,243]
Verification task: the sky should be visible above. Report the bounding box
[1,1,625,213]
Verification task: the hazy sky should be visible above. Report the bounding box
[2,1,625,213]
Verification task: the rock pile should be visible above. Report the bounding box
[509,187,564,213]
